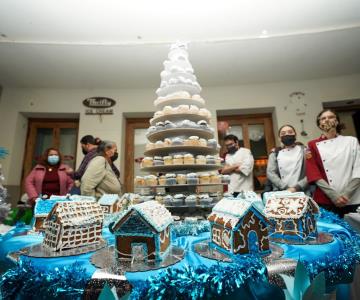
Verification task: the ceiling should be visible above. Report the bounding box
[0,0,360,89]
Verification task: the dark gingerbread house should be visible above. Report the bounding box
[208,197,270,255]
[264,192,319,242]
[111,200,173,261]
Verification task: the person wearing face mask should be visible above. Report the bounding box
[81,140,121,198]
[221,134,254,196]
[25,148,74,206]
[306,109,360,217]
[266,125,308,193]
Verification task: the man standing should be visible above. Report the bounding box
[221,134,254,196]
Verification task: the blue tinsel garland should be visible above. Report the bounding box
[0,147,9,159]
[130,254,267,300]
[0,258,89,300]
[301,208,360,285]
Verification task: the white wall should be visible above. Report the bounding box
[1,73,360,189]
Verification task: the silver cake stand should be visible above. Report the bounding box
[90,245,185,274]
[269,231,334,245]
[9,239,107,259]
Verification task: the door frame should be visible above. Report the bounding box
[124,117,150,193]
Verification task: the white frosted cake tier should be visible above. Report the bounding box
[146,128,214,142]
[156,84,201,97]
[154,97,205,110]
[163,60,194,74]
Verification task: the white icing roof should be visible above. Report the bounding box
[98,194,119,205]
[114,200,173,233]
[264,193,319,219]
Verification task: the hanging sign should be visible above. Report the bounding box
[83,97,116,115]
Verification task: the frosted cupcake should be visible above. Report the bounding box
[163,106,174,115]
[185,136,200,146]
[176,174,187,185]
[185,195,197,206]
[197,120,208,129]
[145,175,158,186]
[207,139,218,149]
[155,121,165,130]
[153,156,164,166]
[189,105,199,114]
[196,155,206,165]
[184,153,195,165]
[155,140,164,148]
[173,194,185,206]
[164,120,176,129]
[165,173,177,185]
[173,154,184,165]
[210,172,221,184]
[206,155,216,165]
[175,105,190,114]
[147,126,157,135]
[199,138,207,147]
[163,156,173,165]
[154,111,164,118]
[164,195,173,206]
[199,173,210,184]
[172,137,184,146]
[134,176,146,186]
[164,138,172,147]
[186,173,199,185]
[159,175,167,185]
[199,194,213,205]
[141,157,153,168]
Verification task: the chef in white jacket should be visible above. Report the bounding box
[306,109,360,217]
[221,134,254,196]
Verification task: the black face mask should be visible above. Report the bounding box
[227,145,238,154]
[82,148,88,155]
[281,135,296,146]
[111,152,119,162]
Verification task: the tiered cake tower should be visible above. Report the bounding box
[138,42,227,217]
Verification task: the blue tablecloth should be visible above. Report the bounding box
[0,219,357,298]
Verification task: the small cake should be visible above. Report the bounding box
[185,195,197,206]
[163,106,174,115]
[181,119,194,128]
[199,173,210,184]
[186,173,199,185]
[163,156,173,165]
[155,121,165,130]
[189,105,199,114]
[165,173,177,185]
[158,175,167,185]
[206,155,216,165]
[145,175,158,186]
[173,194,185,206]
[185,136,200,146]
[155,140,164,148]
[199,138,207,147]
[164,120,176,129]
[134,176,146,186]
[164,138,172,147]
[207,139,218,149]
[184,153,195,165]
[197,120,208,129]
[145,142,156,151]
[154,111,164,118]
[141,157,153,168]
[172,137,184,146]
[222,175,231,184]
[175,105,190,114]
[210,172,221,184]
[196,155,206,165]
[173,154,184,165]
[215,156,222,165]
[176,174,187,185]
[199,108,210,118]
[199,194,212,205]
[164,195,173,206]
[147,126,157,134]
[154,156,164,166]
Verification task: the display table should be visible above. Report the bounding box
[0,210,359,299]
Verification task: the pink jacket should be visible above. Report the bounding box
[25,164,74,202]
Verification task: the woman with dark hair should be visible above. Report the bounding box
[266,124,308,193]
[81,140,121,198]
[306,109,360,217]
[25,148,73,206]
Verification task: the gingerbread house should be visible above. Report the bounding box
[208,197,270,255]
[32,199,66,232]
[42,200,104,251]
[98,194,122,214]
[264,192,319,242]
[111,200,173,261]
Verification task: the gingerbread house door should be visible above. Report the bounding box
[247,230,260,254]
[131,243,147,262]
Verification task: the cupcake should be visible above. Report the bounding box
[199,194,213,205]
[163,156,173,165]
[153,156,164,166]
[173,194,185,206]
[145,142,155,151]
[210,172,221,184]
[172,137,184,146]
[154,111,164,118]
[159,175,167,185]
[215,156,222,165]
[222,175,231,184]
[185,136,200,146]
[165,173,177,185]
[134,176,145,186]
[206,155,216,165]
[164,195,173,206]
[181,119,193,128]
[184,153,195,165]
[186,173,199,185]
[173,154,184,165]
[207,139,218,148]
[145,175,158,186]
[197,120,208,129]
[196,155,206,165]
[156,121,165,130]
[189,105,199,114]
[141,157,153,168]
[164,120,176,129]
[199,108,210,118]
[164,138,172,147]
[199,173,210,184]
[175,105,190,114]
[147,126,157,134]
[155,140,164,148]
[163,106,174,115]
[199,138,207,147]
[185,195,197,206]
[176,174,187,185]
